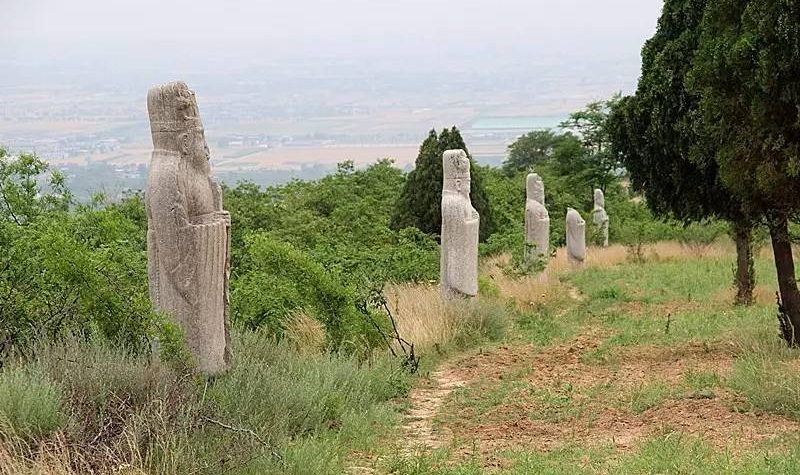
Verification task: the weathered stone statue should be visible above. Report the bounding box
[440,149,479,300]
[592,188,610,247]
[145,81,232,374]
[524,173,550,262]
[566,208,586,266]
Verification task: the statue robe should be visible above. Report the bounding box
[441,191,479,299]
[146,151,232,374]
[525,198,550,258]
[566,209,586,264]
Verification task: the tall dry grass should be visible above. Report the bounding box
[383,283,509,354]
[284,311,327,354]
[384,283,449,354]
[0,435,145,475]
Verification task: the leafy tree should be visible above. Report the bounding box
[391,127,494,241]
[691,0,800,342]
[0,151,155,358]
[0,148,71,224]
[558,96,624,192]
[502,130,568,175]
[233,233,379,351]
[607,0,757,305]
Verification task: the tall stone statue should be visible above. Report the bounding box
[566,208,586,266]
[592,188,610,247]
[524,173,550,262]
[145,81,232,374]
[440,149,479,300]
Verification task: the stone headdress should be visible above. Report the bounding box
[527,173,545,205]
[147,81,204,154]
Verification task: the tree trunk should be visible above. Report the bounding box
[768,216,800,346]
[733,221,755,306]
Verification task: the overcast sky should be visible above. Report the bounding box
[2,0,664,61]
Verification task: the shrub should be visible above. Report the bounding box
[0,366,66,443]
[233,233,381,352]
[32,341,199,467]
[679,220,727,256]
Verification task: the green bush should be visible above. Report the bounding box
[0,366,66,443]
[233,233,381,351]
[0,155,155,358]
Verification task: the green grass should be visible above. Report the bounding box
[727,346,800,420]
[0,332,413,474]
[388,431,800,474]
[0,365,66,443]
[389,247,800,474]
[626,380,675,414]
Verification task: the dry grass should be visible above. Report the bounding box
[284,311,327,354]
[0,436,145,475]
[384,283,450,354]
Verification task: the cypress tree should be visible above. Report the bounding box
[391,127,494,241]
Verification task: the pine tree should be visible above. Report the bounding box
[391,127,494,241]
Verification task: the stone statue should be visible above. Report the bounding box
[145,81,232,374]
[524,173,550,262]
[440,149,479,300]
[566,208,586,266]
[592,188,609,247]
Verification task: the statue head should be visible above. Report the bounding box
[443,149,471,197]
[567,208,585,227]
[148,81,210,170]
[593,188,605,208]
[526,173,545,204]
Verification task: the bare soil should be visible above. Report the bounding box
[400,330,800,464]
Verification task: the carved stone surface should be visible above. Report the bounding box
[440,149,479,300]
[145,81,232,374]
[592,188,610,247]
[566,208,586,265]
[524,173,550,261]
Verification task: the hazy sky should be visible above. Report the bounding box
[2,0,664,60]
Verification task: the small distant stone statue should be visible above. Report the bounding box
[524,173,550,262]
[441,149,479,300]
[566,208,586,266]
[145,81,232,375]
[592,188,609,247]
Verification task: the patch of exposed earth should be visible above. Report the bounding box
[415,330,800,465]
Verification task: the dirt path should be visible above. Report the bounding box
[402,368,466,453]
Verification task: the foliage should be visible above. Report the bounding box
[226,159,439,284]
[691,0,800,217]
[557,95,624,192]
[503,130,571,175]
[0,153,155,358]
[233,233,382,352]
[0,148,71,224]
[691,0,800,341]
[391,128,495,242]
